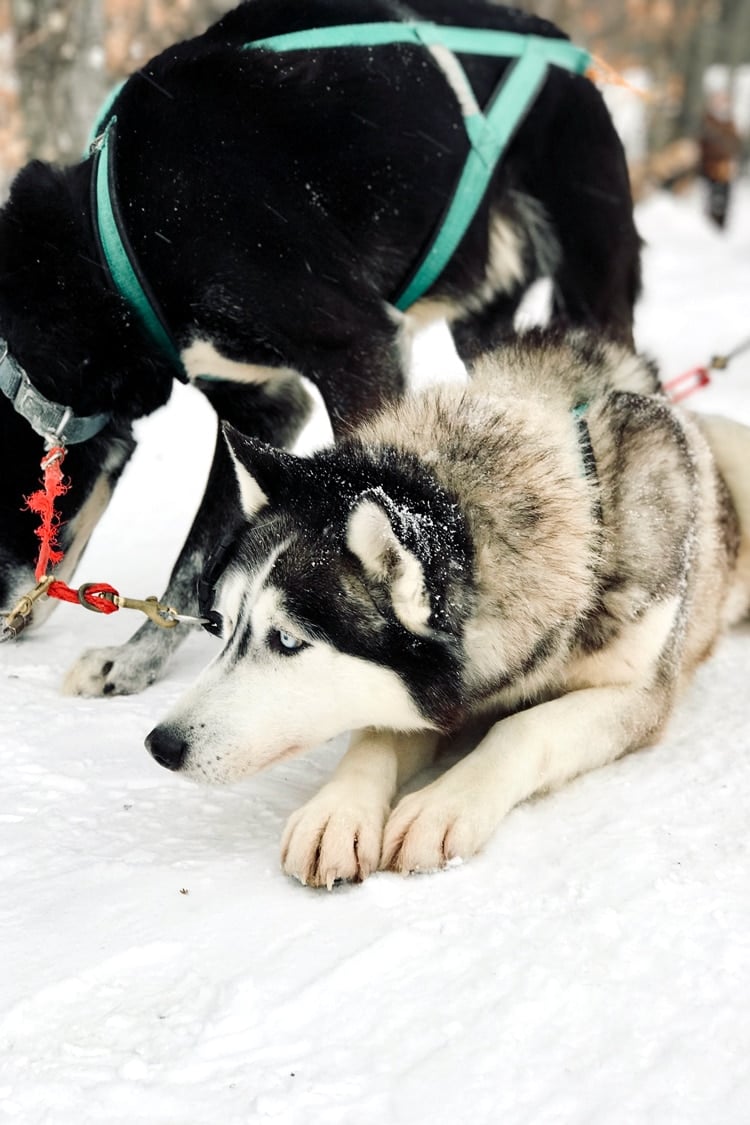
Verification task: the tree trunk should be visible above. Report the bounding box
[674,0,718,141]
[726,0,750,94]
[11,0,108,165]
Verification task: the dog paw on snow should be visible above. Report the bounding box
[281,786,388,889]
[62,639,167,697]
[381,782,496,875]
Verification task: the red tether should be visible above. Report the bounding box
[25,446,70,582]
[663,365,711,404]
[47,579,120,613]
[24,445,121,613]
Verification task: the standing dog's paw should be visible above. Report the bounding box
[281,786,388,889]
[381,781,494,875]
[62,643,163,697]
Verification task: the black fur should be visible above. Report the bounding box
[0,0,639,690]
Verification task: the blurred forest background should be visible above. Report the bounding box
[0,0,749,200]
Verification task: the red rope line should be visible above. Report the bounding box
[25,446,70,582]
[663,365,711,403]
[48,580,120,613]
[23,445,121,614]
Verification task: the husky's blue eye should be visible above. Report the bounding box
[270,628,307,655]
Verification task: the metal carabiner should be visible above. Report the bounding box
[1,575,53,641]
[113,594,179,629]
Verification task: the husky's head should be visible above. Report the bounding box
[146,426,473,783]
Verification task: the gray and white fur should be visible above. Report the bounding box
[147,331,750,886]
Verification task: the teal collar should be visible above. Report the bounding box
[247,23,590,310]
[90,119,188,383]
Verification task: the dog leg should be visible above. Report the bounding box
[63,378,313,697]
[281,729,439,889]
[382,684,666,874]
[61,425,234,696]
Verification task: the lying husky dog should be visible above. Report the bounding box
[0,0,639,695]
[146,332,750,886]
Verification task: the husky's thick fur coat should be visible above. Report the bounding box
[0,0,638,694]
[147,333,750,885]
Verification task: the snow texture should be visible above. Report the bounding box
[1,184,749,1124]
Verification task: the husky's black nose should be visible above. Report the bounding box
[146,725,187,771]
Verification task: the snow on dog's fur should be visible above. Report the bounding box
[146,332,750,886]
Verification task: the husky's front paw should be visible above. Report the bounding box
[381,782,494,875]
[63,615,185,697]
[281,786,387,889]
[63,638,167,697]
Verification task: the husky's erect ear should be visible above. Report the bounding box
[222,423,300,518]
[346,495,431,635]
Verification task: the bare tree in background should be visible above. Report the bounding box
[105,0,227,76]
[516,0,748,183]
[2,0,226,195]
[11,0,108,164]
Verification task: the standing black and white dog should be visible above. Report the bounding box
[146,332,750,886]
[0,0,639,695]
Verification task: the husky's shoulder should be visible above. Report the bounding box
[359,328,661,459]
[355,329,661,561]
[353,331,636,703]
[468,328,661,404]
[355,328,744,708]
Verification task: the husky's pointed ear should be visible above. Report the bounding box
[222,423,298,518]
[346,495,431,635]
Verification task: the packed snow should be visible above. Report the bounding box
[1,183,749,1124]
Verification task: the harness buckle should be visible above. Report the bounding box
[1,575,54,641]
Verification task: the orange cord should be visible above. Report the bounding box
[586,54,652,101]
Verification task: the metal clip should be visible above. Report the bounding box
[1,575,53,641]
[113,594,179,629]
[75,584,177,628]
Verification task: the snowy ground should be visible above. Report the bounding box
[1,183,749,1125]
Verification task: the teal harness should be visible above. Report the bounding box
[90,21,590,377]
[249,24,590,311]
[90,121,189,381]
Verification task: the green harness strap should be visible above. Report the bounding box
[247,23,590,310]
[89,22,589,374]
[91,119,188,380]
